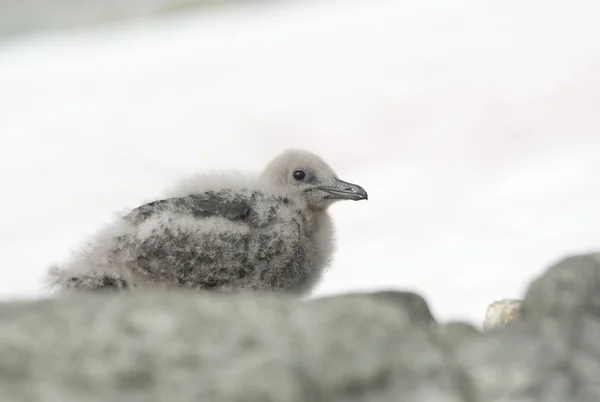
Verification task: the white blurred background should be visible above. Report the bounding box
[1,0,599,325]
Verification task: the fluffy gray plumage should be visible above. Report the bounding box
[48,149,368,295]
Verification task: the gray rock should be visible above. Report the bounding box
[0,291,471,402]
[457,252,600,401]
[2,252,600,402]
[520,253,600,320]
[311,290,436,326]
[436,322,481,346]
[456,315,600,402]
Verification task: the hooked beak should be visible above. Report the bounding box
[320,178,368,201]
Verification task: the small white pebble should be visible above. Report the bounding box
[483,299,522,331]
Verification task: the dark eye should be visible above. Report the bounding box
[293,169,306,180]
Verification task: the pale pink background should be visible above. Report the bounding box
[1,0,599,326]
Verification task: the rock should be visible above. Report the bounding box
[311,290,436,326]
[458,252,600,401]
[0,291,471,402]
[520,253,600,320]
[457,314,600,401]
[483,299,522,331]
[2,252,600,401]
[436,322,481,346]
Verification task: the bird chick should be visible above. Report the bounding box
[48,149,368,295]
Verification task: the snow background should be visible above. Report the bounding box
[1,0,599,326]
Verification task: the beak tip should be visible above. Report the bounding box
[356,186,368,201]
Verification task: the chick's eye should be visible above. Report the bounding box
[293,169,306,180]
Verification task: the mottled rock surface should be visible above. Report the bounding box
[312,290,436,325]
[520,253,600,320]
[436,322,481,347]
[0,252,599,401]
[459,253,600,401]
[0,292,471,402]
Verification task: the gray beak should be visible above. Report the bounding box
[321,178,368,201]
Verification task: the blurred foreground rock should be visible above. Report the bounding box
[1,252,600,401]
[0,0,269,39]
